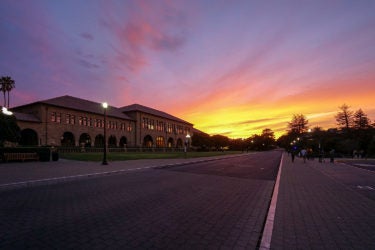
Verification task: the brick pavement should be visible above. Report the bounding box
[0,155,274,249]
[270,155,375,249]
[0,154,243,190]
[2,152,374,249]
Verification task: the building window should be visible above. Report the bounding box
[51,112,56,122]
[177,125,183,134]
[95,119,103,128]
[156,136,165,147]
[156,121,165,132]
[127,123,132,132]
[66,114,76,125]
[142,117,147,129]
[79,116,87,126]
[142,117,155,130]
[51,112,61,123]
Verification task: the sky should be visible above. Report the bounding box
[1,0,375,138]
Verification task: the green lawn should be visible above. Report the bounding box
[60,151,242,161]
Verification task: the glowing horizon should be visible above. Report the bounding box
[1,1,374,139]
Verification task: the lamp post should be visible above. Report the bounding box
[185,134,191,158]
[102,102,108,165]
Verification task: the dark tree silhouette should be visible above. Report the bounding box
[335,104,353,131]
[288,114,309,135]
[0,76,15,108]
[353,109,371,130]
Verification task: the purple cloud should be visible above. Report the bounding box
[80,32,94,41]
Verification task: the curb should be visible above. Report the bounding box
[259,153,284,249]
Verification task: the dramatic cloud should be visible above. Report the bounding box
[80,32,94,41]
[1,0,375,138]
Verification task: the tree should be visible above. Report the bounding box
[0,112,21,146]
[192,131,212,150]
[262,128,275,139]
[0,76,15,108]
[260,128,276,150]
[288,114,309,135]
[335,104,353,131]
[353,109,371,130]
[211,134,229,150]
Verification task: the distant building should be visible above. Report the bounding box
[11,95,194,148]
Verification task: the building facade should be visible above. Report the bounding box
[11,95,194,148]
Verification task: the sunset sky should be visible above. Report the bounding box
[1,0,374,138]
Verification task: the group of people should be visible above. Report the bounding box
[352,149,365,159]
[289,148,335,163]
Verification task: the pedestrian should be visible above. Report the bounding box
[329,149,335,163]
[301,148,307,163]
[319,150,324,163]
[291,150,295,163]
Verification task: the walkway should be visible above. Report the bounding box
[270,155,375,249]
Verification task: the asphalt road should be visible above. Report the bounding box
[337,158,375,172]
[316,158,375,202]
[0,151,282,249]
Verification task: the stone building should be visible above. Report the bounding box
[11,95,194,148]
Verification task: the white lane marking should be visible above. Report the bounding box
[259,153,284,249]
[355,164,375,167]
[0,154,249,191]
[357,185,374,190]
[0,166,153,190]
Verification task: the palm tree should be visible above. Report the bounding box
[0,76,15,108]
[0,77,6,107]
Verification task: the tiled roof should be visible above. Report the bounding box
[120,104,193,125]
[12,112,40,123]
[14,95,134,120]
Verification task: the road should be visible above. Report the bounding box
[0,151,282,249]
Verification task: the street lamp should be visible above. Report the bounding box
[2,107,13,115]
[102,102,108,165]
[185,134,191,157]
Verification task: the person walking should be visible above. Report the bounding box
[291,150,296,163]
[329,149,335,163]
[301,148,307,163]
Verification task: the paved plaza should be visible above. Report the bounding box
[0,152,374,249]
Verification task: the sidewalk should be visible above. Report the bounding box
[0,154,242,190]
[270,155,375,249]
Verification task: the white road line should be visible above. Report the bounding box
[259,153,284,249]
[0,166,152,190]
[357,185,374,190]
[0,154,249,191]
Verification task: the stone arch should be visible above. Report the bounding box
[19,128,38,146]
[143,135,153,147]
[61,131,75,146]
[95,134,104,147]
[108,135,117,147]
[156,136,165,147]
[79,133,91,147]
[167,138,174,148]
[119,136,127,147]
[176,138,183,148]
